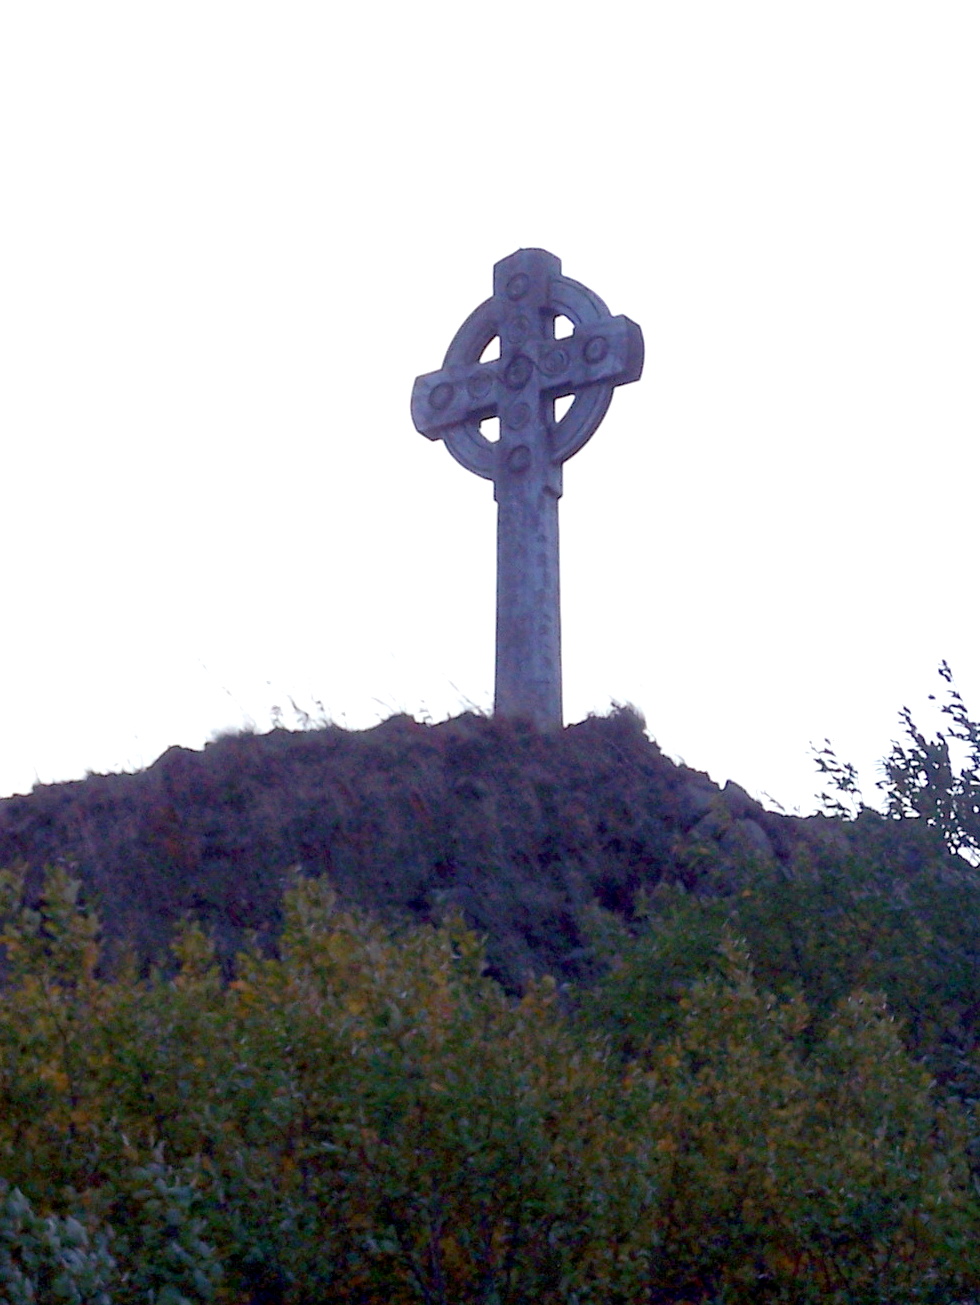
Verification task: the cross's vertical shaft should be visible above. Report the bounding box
[488,248,565,729]
[494,466,561,727]
[410,248,643,732]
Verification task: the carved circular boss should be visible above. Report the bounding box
[411,249,644,485]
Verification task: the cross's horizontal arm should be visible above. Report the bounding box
[411,362,498,438]
[527,315,643,400]
[411,314,642,442]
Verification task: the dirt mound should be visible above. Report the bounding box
[0,708,843,986]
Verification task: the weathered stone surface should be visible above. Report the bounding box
[729,818,776,862]
[677,778,717,828]
[412,249,643,730]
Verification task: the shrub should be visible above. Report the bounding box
[1,865,978,1301]
[0,1180,115,1305]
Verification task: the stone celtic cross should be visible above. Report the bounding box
[411,248,644,730]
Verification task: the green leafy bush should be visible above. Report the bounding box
[880,662,980,860]
[815,661,980,860]
[640,935,972,1302]
[1,863,978,1302]
[0,1180,115,1305]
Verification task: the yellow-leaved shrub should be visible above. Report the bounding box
[0,866,976,1303]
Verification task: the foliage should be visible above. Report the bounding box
[0,863,977,1303]
[815,661,980,860]
[578,669,980,1295]
[880,661,980,860]
[586,844,980,1098]
[0,1180,115,1305]
[642,935,971,1302]
[811,742,863,822]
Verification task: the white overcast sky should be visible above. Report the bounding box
[2,2,978,814]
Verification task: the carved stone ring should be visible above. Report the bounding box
[411,249,644,497]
